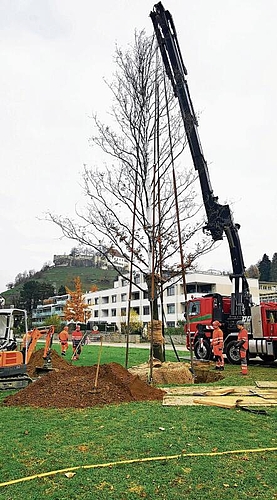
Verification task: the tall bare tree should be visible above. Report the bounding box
[49,31,213,315]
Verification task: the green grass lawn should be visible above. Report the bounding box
[1,345,277,499]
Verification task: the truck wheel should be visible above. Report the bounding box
[194,339,211,361]
[225,340,240,365]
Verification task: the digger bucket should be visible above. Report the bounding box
[35,357,54,375]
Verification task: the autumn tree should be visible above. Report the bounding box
[64,277,91,323]
[121,309,143,335]
[49,32,213,333]
[245,264,260,279]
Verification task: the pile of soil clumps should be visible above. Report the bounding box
[4,362,165,408]
[129,361,224,384]
[26,348,72,378]
[129,361,193,384]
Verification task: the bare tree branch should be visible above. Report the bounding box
[48,30,214,300]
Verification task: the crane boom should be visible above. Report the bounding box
[150,2,252,318]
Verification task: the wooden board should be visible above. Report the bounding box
[255,381,277,389]
[248,389,277,399]
[194,396,277,408]
[163,394,277,407]
[162,386,256,396]
[162,395,201,406]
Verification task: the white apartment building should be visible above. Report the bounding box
[84,271,260,331]
[259,281,277,303]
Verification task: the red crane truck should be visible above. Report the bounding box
[150,2,277,364]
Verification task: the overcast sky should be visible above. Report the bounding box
[0,0,276,292]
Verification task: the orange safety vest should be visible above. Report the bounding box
[211,327,224,349]
[59,330,69,342]
[238,328,248,351]
[72,329,82,341]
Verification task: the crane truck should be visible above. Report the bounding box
[150,2,277,364]
[0,307,55,389]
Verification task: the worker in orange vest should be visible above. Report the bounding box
[210,320,224,371]
[58,326,69,356]
[71,324,83,360]
[236,320,249,375]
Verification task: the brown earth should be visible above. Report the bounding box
[129,360,224,385]
[4,349,221,409]
[4,357,165,408]
[26,348,72,378]
[129,361,193,384]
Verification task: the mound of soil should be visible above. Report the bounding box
[129,361,224,385]
[4,362,165,408]
[26,348,72,378]
[129,361,194,385]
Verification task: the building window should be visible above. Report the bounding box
[143,291,148,299]
[122,279,128,286]
[111,309,116,317]
[94,311,99,317]
[102,296,109,304]
[95,297,99,305]
[87,298,91,305]
[102,309,109,317]
[121,293,127,302]
[143,306,150,315]
[198,284,212,294]
[188,301,200,316]
[112,295,117,303]
[167,304,175,314]
[131,291,140,300]
[134,274,140,284]
[167,285,175,296]
[121,308,126,315]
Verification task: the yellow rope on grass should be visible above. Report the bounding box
[1,446,277,488]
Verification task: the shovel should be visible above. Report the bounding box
[90,336,103,394]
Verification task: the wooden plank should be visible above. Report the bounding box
[255,381,277,389]
[249,389,277,399]
[194,396,277,407]
[162,386,256,396]
[192,388,235,397]
[163,394,277,407]
[162,395,198,406]
[193,398,237,409]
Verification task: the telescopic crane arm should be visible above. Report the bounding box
[150,2,252,318]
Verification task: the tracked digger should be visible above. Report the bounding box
[0,307,55,389]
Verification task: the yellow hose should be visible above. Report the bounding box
[1,446,277,487]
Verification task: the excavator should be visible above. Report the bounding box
[0,307,55,389]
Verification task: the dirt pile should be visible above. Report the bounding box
[129,361,194,384]
[26,348,73,378]
[129,361,224,384]
[4,362,165,408]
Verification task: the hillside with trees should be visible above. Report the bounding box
[1,266,119,308]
